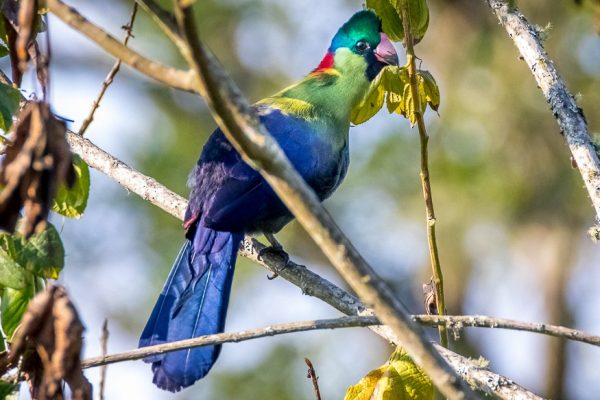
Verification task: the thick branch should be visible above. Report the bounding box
[65,131,187,220]
[133,0,183,50]
[172,3,470,398]
[484,0,600,221]
[46,0,197,92]
[66,131,542,399]
[435,345,542,400]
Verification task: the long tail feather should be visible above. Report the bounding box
[139,225,243,392]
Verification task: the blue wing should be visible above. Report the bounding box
[185,107,349,234]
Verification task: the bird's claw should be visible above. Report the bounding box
[257,245,290,280]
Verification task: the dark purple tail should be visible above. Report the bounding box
[139,225,243,392]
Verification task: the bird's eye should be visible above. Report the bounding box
[355,40,369,53]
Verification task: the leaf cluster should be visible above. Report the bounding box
[0,4,92,395]
[352,0,438,126]
[351,65,439,126]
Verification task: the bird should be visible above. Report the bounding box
[138,9,399,392]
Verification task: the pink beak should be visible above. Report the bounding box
[374,33,399,66]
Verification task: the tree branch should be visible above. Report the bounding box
[80,313,600,370]
[65,131,187,220]
[399,0,448,350]
[65,129,543,399]
[414,315,600,347]
[304,358,323,400]
[81,316,379,369]
[170,3,471,398]
[434,345,542,400]
[133,0,184,51]
[46,0,197,92]
[78,3,139,136]
[484,0,600,222]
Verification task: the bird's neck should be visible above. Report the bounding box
[262,52,371,125]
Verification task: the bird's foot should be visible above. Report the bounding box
[258,234,290,280]
[422,278,437,315]
[258,246,290,280]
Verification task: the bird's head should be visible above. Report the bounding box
[314,10,399,81]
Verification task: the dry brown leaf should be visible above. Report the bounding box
[0,102,74,237]
[16,0,36,73]
[5,285,91,400]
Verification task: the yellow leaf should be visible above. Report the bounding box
[418,69,440,112]
[351,72,387,125]
[344,347,433,400]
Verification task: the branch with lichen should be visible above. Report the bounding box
[484,0,600,226]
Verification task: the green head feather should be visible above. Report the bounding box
[261,10,392,127]
[330,10,382,53]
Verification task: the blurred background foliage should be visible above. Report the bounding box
[15,0,599,398]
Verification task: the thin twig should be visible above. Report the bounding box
[81,316,378,369]
[398,3,448,351]
[99,319,109,400]
[484,0,600,223]
[170,3,471,398]
[413,314,600,347]
[79,313,600,372]
[78,3,138,136]
[304,358,322,400]
[65,128,541,399]
[46,0,196,92]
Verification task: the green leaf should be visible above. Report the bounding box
[0,44,8,58]
[0,224,65,283]
[368,0,430,43]
[399,0,430,43]
[1,276,43,339]
[0,83,21,131]
[0,17,8,48]
[344,347,433,400]
[0,234,29,290]
[367,0,405,42]
[52,154,90,218]
[0,380,19,400]
[18,224,64,279]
